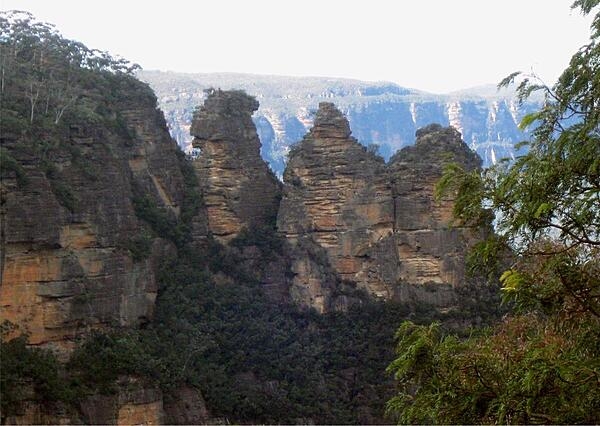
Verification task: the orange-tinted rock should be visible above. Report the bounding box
[0,78,205,353]
[278,104,483,311]
[389,124,482,304]
[116,389,164,426]
[163,386,212,425]
[190,89,281,243]
[278,103,395,310]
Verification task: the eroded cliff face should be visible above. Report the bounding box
[0,78,205,353]
[190,89,282,243]
[4,381,212,426]
[278,103,483,312]
[277,103,394,312]
[388,124,483,305]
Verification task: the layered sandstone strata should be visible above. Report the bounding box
[4,381,211,425]
[0,80,205,352]
[190,89,282,242]
[278,103,395,311]
[388,124,482,305]
[278,103,483,311]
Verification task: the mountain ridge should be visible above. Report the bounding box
[139,70,541,176]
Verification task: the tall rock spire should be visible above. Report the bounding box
[278,102,394,312]
[278,104,486,312]
[191,89,282,242]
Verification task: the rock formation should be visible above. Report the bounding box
[388,124,482,305]
[141,70,541,177]
[0,79,206,354]
[277,103,394,312]
[190,89,282,243]
[2,70,486,422]
[278,103,483,312]
[4,382,212,425]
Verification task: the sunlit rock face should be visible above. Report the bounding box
[278,103,484,312]
[190,89,282,243]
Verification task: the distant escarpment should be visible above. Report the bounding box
[278,103,484,312]
[140,70,541,176]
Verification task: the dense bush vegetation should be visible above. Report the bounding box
[59,247,494,424]
[2,233,499,423]
[387,1,600,423]
[0,11,140,133]
[0,326,73,415]
[0,148,28,186]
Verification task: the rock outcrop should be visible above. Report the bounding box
[190,89,282,242]
[0,78,206,354]
[388,124,482,305]
[5,381,212,425]
[278,103,394,312]
[278,103,483,312]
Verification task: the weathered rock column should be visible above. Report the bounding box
[191,89,282,242]
[277,102,395,311]
[278,105,485,312]
[388,124,483,305]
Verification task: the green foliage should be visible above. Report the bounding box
[28,245,435,424]
[67,331,159,396]
[142,242,501,424]
[465,236,511,284]
[387,316,600,424]
[150,253,412,424]
[389,2,600,424]
[436,0,600,313]
[0,322,73,417]
[132,152,203,248]
[60,218,500,425]
[177,150,203,225]
[0,10,140,131]
[434,161,491,228]
[49,180,77,212]
[124,232,153,262]
[0,147,28,186]
[230,223,284,255]
[39,158,77,211]
[132,194,186,247]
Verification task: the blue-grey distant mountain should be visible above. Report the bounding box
[139,71,541,176]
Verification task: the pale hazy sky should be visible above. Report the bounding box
[1,0,593,93]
